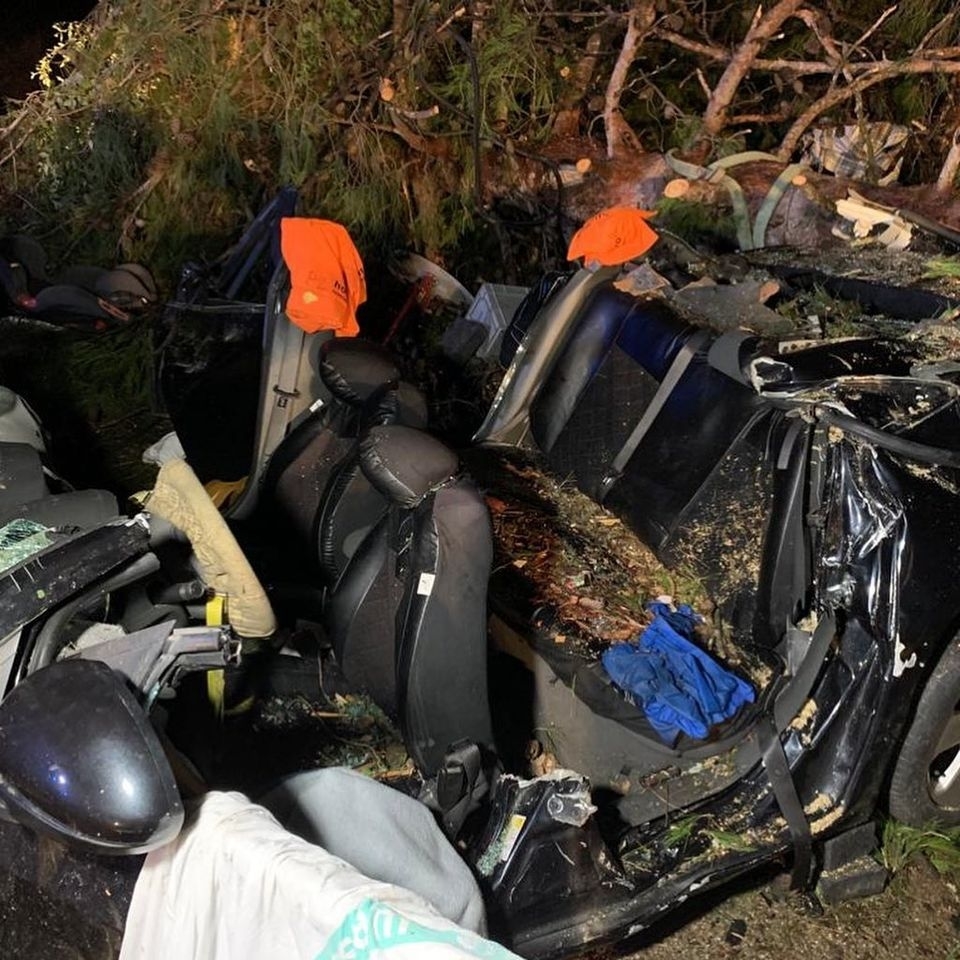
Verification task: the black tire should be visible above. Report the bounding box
[889,636,960,826]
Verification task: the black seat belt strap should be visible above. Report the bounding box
[437,739,486,837]
[758,717,812,889]
[599,329,711,500]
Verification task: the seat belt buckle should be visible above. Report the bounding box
[436,740,482,812]
[598,472,619,499]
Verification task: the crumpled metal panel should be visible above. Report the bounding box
[820,441,911,675]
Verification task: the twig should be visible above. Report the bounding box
[915,11,956,53]
[695,68,713,100]
[651,29,724,62]
[794,8,843,68]
[849,5,899,60]
[728,109,791,125]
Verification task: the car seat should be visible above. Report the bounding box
[262,338,425,577]
[315,380,427,583]
[324,425,494,778]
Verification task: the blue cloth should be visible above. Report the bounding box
[601,604,755,744]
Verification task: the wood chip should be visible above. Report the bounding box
[663,177,691,199]
[578,597,604,611]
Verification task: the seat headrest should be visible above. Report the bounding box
[318,339,401,405]
[359,426,459,508]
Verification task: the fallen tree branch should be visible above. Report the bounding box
[603,0,656,158]
[698,0,806,144]
[653,28,960,75]
[553,28,604,139]
[778,58,960,160]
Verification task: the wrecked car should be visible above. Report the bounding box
[1,199,960,958]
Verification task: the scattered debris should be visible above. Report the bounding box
[724,917,748,947]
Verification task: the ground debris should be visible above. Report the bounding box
[251,692,412,781]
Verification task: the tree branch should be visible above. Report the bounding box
[651,28,724,62]
[778,59,960,160]
[699,0,806,143]
[553,28,603,139]
[651,27,960,76]
[603,0,656,159]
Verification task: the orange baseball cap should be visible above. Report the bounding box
[567,206,659,266]
[280,218,367,336]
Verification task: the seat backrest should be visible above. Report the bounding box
[529,287,700,498]
[325,425,493,776]
[261,338,401,562]
[316,382,427,583]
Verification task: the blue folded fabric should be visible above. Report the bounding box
[601,604,755,744]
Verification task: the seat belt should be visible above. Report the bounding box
[763,612,837,888]
[599,329,711,500]
[758,717,812,889]
[436,740,487,837]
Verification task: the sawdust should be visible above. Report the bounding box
[789,699,818,733]
[809,805,847,835]
[803,792,834,817]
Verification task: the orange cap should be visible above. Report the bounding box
[280,218,367,336]
[566,206,659,266]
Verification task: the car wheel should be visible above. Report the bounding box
[888,637,960,827]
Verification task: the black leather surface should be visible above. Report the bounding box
[396,483,494,774]
[360,426,459,508]
[325,512,403,714]
[318,338,400,404]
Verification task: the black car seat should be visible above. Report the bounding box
[262,338,425,578]
[265,338,400,539]
[526,286,767,549]
[315,381,427,583]
[324,425,494,778]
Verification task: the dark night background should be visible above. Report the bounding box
[3,0,97,100]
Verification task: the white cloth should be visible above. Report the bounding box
[119,791,517,960]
